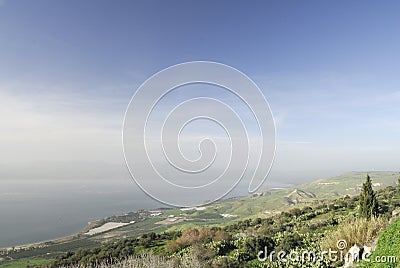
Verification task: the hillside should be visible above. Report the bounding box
[300,171,399,197]
[38,180,400,267]
[1,171,399,267]
[367,217,400,267]
[204,171,399,218]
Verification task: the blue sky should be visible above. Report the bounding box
[0,0,399,186]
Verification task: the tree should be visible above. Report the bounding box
[397,177,400,195]
[359,174,379,219]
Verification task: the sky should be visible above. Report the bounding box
[1,0,399,192]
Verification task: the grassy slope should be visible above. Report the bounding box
[301,171,399,198]
[182,171,399,220]
[365,217,400,268]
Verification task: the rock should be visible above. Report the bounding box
[392,209,400,217]
[389,209,400,224]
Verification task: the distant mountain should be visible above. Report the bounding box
[300,171,399,198]
[212,171,399,217]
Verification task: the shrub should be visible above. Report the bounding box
[165,227,231,253]
[275,232,303,253]
[211,256,241,268]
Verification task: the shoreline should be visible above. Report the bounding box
[3,172,395,251]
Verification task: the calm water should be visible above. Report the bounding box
[0,179,161,248]
[0,177,290,248]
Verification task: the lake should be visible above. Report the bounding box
[0,177,289,248]
[0,179,161,248]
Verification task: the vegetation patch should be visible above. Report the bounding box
[321,216,386,253]
[365,217,400,268]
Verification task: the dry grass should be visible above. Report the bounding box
[321,216,387,252]
[61,252,201,268]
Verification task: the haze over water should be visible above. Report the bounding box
[0,179,158,248]
[0,174,295,248]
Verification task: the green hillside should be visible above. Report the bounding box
[30,180,400,267]
[301,171,399,197]
[202,171,399,219]
[365,217,400,268]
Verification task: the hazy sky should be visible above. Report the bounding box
[1,0,399,189]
